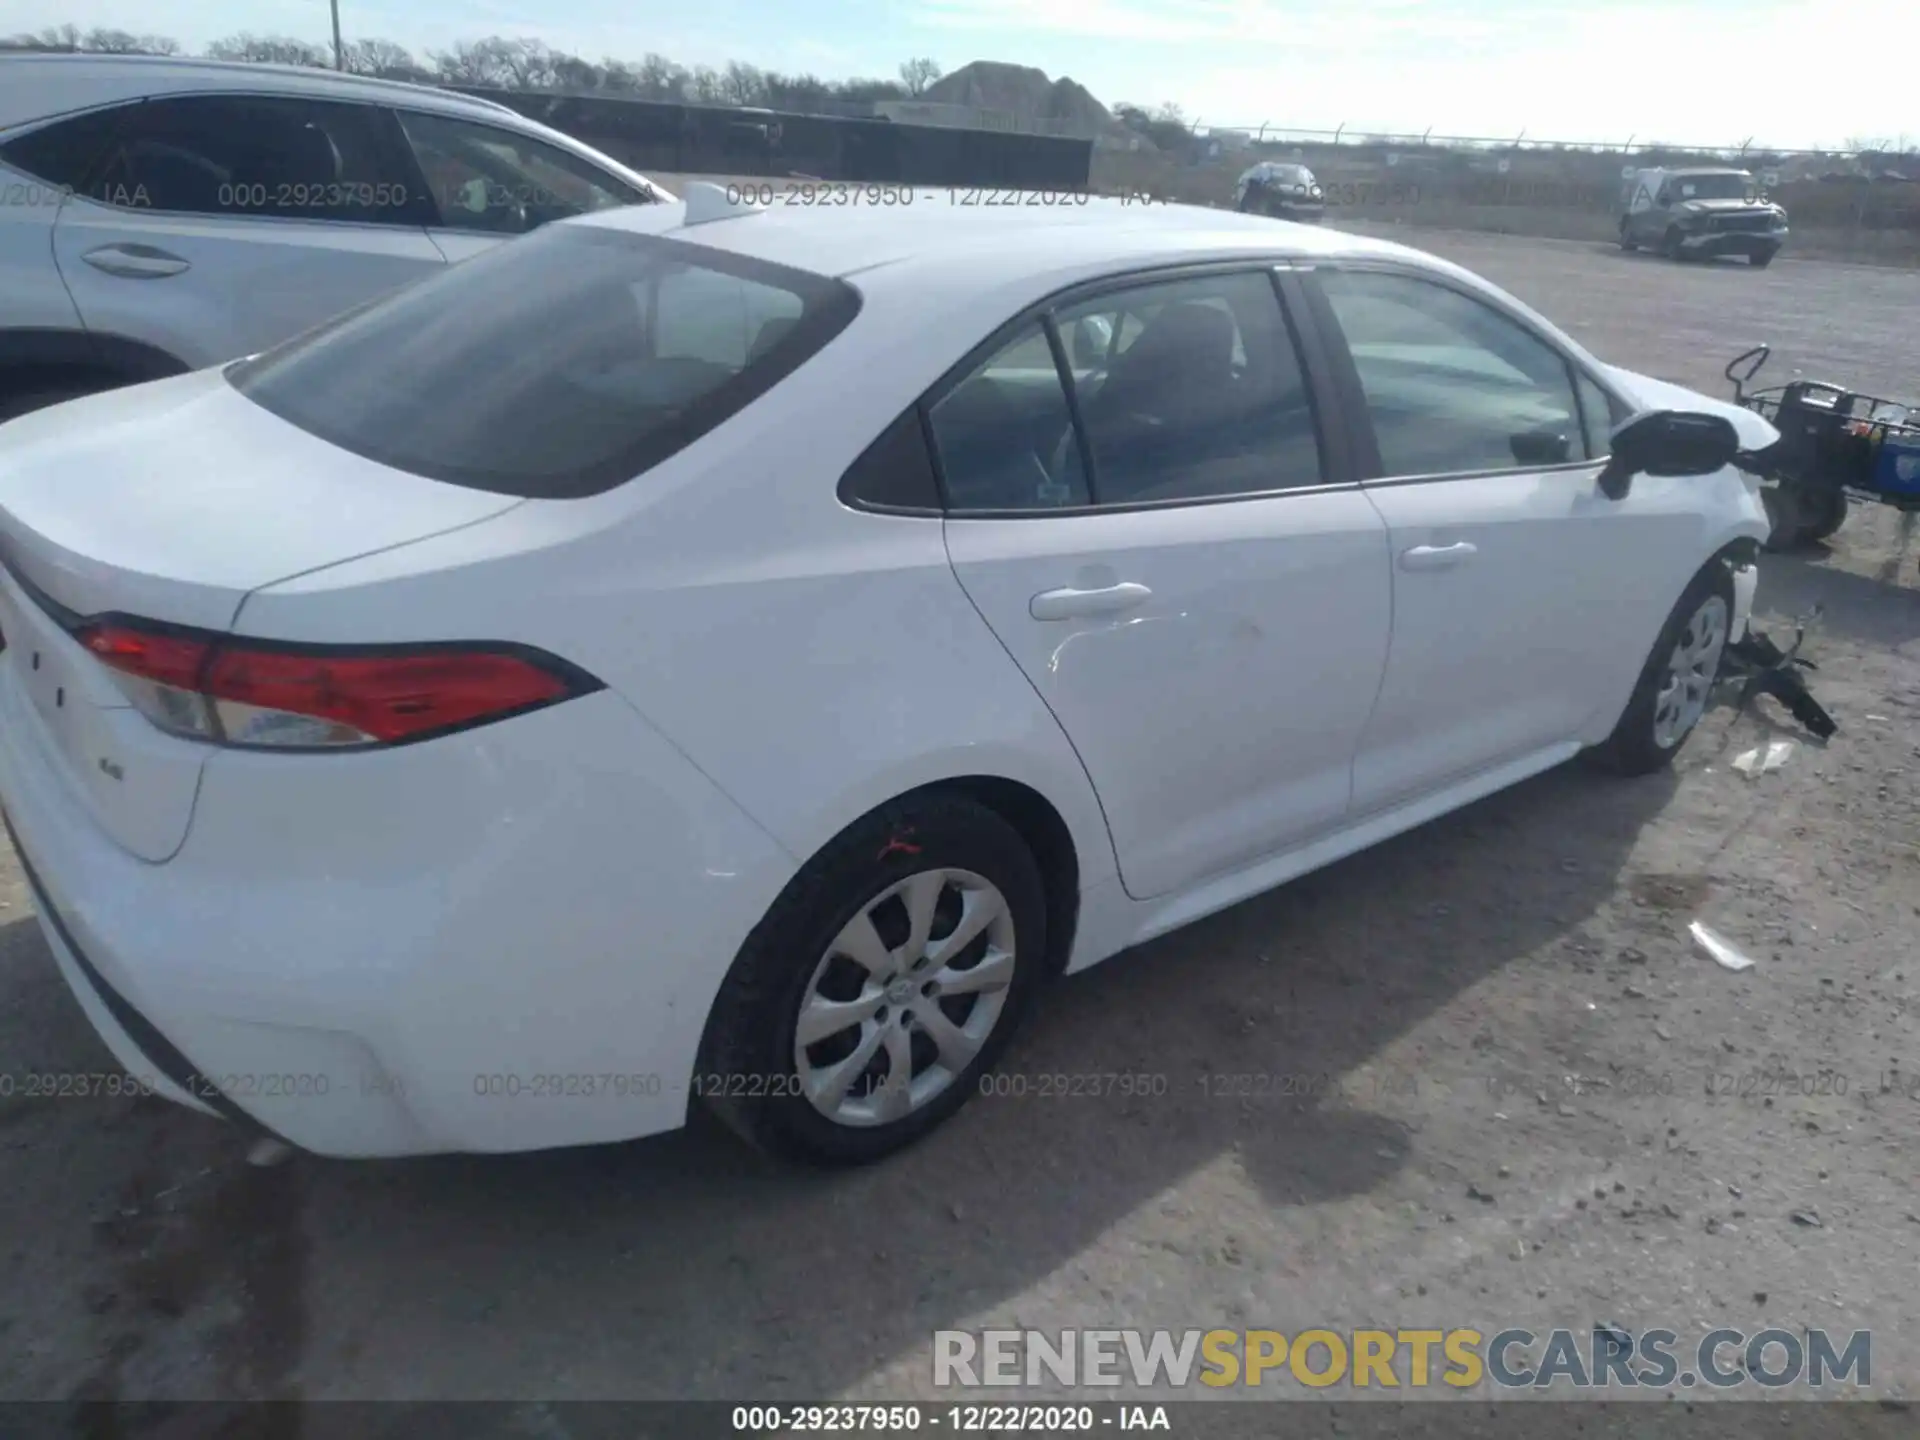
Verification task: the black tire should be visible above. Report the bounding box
[697,792,1049,1165]
[1591,562,1735,776]
[1662,226,1685,261]
[1750,250,1776,269]
[1761,482,1811,551]
[1802,486,1848,542]
[0,382,108,425]
[1619,220,1638,252]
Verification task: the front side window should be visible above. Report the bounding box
[84,95,427,224]
[1316,268,1588,477]
[397,110,647,235]
[1575,370,1625,458]
[228,224,859,498]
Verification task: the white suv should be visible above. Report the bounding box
[0,53,671,420]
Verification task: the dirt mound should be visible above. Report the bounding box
[923,60,1129,140]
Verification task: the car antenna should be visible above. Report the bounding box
[679,180,767,227]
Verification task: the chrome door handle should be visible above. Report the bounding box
[1029,582,1153,621]
[1398,542,1478,572]
[80,244,191,279]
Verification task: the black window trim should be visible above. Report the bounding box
[1297,257,1636,489]
[228,224,863,500]
[912,255,1359,522]
[388,102,653,235]
[49,90,440,232]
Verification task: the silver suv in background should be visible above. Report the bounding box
[0,54,671,421]
[1618,166,1787,267]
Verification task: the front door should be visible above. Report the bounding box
[938,268,1393,901]
[1306,264,1705,816]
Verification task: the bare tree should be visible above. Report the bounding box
[206,33,333,67]
[81,28,180,54]
[1,24,82,50]
[431,36,559,89]
[686,65,726,104]
[551,53,604,91]
[633,53,689,99]
[764,71,833,110]
[720,60,766,106]
[341,38,425,79]
[898,57,942,96]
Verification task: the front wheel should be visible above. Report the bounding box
[1591,565,1734,775]
[1751,249,1776,269]
[1662,226,1685,261]
[1619,219,1639,252]
[697,792,1048,1165]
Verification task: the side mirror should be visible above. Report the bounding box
[1597,409,1741,500]
[1069,315,1111,369]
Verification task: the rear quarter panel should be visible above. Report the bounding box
[231,283,1121,899]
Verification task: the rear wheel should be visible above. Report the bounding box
[1760,481,1806,551]
[1592,564,1733,775]
[697,792,1048,1165]
[1802,486,1849,542]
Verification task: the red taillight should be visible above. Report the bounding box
[82,624,212,690]
[206,646,573,744]
[75,620,597,749]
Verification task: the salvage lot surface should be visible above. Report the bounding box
[1,220,1918,1421]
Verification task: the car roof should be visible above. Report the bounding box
[582,190,1418,284]
[0,52,523,133]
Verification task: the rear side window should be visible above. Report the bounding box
[87,94,429,225]
[927,320,1089,512]
[1053,271,1325,503]
[228,223,861,498]
[0,105,129,190]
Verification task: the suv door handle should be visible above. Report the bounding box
[80,244,191,279]
[1398,542,1478,572]
[1030,582,1153,620]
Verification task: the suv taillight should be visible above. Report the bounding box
[76,620,601,749]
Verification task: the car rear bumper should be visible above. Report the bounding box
[0,680,796,1158]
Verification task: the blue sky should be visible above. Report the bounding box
[1,0,1902,151]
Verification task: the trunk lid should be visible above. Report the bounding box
[0,369,523,861]
[0,369,522,630]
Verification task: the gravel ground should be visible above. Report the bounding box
[0,219,1917,1429]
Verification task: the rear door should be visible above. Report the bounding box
[940,266,1393,902]
[389,107,654,266]
[50,93,446,368]
[1301,263,1697,816]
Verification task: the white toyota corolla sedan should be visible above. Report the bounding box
[0,185,1774,1165]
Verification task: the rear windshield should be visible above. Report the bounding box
[227,223,860,498]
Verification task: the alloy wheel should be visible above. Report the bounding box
[794,868,1017,1128]
[1652,594,1729,749]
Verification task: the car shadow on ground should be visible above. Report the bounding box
[1756,540,1920,651]
[1,757,1680,1410]
[219,756,1678,1402]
